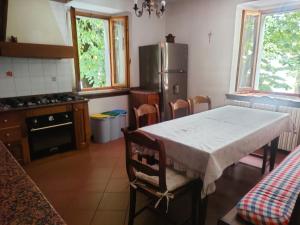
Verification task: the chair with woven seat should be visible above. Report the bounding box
[169,99,191,119]
[122,128,202,225]
[134,104,160,129]
[189,96,212,114]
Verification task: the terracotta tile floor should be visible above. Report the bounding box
[24,139,286,225]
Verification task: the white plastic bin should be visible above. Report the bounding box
[109,116,121,141]
[90,114,111,143]
[103,110,127,139]
[119,114,127,138]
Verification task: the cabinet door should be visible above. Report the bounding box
[0,111,30,164]
[73,103,90,149]
[5,141,25,165]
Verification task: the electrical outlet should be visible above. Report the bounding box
[6,71,13,77]
[51,76,57,82]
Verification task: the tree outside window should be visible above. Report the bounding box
[71,8,129,91]
[237,9,300,95]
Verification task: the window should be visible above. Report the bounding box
[236,8,300,95]
[71,8,129,91]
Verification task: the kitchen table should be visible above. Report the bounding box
[140,105,293,197]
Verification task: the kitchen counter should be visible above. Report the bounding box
[0,99,88,113]
[0,141,66,225]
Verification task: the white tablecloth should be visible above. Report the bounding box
[140,105,293,197]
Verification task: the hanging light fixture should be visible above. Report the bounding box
[133,0,166,18]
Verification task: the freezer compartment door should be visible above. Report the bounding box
[162,43,188,73]
[162,72,188,121]
[139,45,161,91]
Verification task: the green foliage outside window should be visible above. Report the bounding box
[76,16,108,89]
[258,11,300,93]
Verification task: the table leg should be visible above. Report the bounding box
[269,137,279,171]
[262,145,268,174]
[199,196,208,225]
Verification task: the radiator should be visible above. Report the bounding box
[226,99,300,151]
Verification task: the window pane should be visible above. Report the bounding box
[256,11,300,94]
[111,18,127,86]
[238,12,260,89]
[76,16,111,89]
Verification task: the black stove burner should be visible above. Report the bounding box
[6,98,25,108]
[1,93,84,110]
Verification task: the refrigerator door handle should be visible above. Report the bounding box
[158,73,162,92]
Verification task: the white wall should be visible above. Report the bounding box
[0,1,73,97]
[166,0,252,107]
[6,0,67,45]
[88,95,128,115]
[69,0,166,115]
[71,0,166,87]
[0,0,166,116]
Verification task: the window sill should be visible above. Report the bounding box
[226,93,300,108]
[78,88,130,99]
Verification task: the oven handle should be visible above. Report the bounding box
[30,122,73,132]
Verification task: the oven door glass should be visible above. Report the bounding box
[29,124,75,160]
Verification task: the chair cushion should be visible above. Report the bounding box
[237,146,300,225]
[136,167,193,192]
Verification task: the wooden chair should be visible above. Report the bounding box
[169,99,191,119]
[189,96,212,114]
[122,128,202,225]
[134,104,160,129]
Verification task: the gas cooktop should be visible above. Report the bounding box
[0,93,85,111]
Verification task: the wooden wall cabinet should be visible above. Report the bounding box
[73,102,91,150]
[129,90,160,129]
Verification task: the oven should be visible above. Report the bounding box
[27,112,75,160]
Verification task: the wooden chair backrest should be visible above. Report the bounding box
[169,99,191,119]
[189,95,212,114]
[122,128,167,193]
[134,104,160,128]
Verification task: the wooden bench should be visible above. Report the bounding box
[219,146,300,225]
[218,198,300,225]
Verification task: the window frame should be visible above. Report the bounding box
[109,16,130,88]
[235,10,262,93]
[235,8,300,97]
[70,7,130,92]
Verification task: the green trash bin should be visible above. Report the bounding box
[90,114,111,143]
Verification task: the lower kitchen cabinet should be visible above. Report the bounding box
[4,140,29,165]
[0,100,90,165]
[73,102,91,150]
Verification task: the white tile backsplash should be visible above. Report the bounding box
[0,77,16,98]
[29,60,44,77]
[0,57,13,78]
[45,76,59,93]
[0,57,74,98]
[13,61,30,78]
[15,77,32,96]
[31,77,46,95]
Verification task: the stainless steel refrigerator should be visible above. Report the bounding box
[139,43,188,121]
